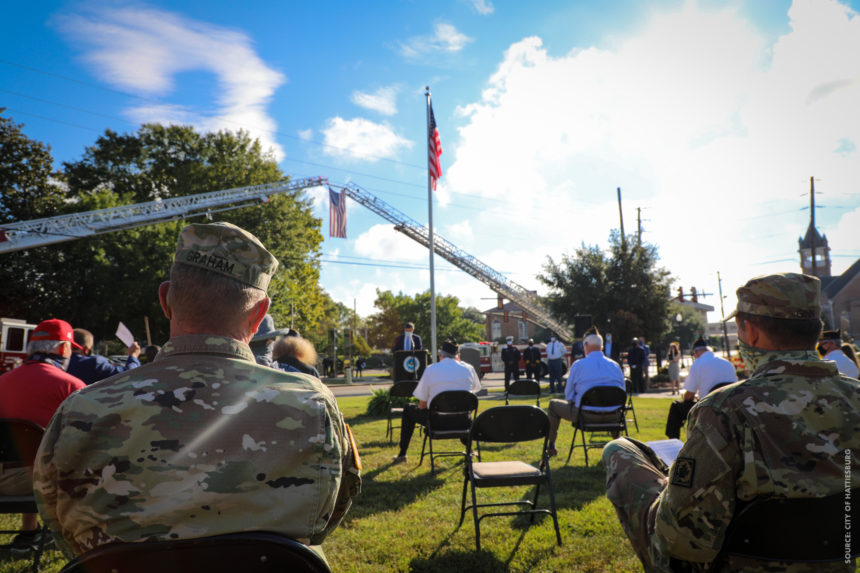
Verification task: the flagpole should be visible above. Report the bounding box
[425,86,438,362]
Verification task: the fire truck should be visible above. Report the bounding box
[461,340,571,377]
[0,318,37,373]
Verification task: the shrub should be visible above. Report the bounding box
[365,387,415,416]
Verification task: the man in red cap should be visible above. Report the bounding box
[0,318,86,554]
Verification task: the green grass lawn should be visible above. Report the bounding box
[0,393,674,572]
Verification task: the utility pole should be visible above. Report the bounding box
[717,271,731,359]
[636,207,643,248]
[617,187,626,249]
[809,176,817,277]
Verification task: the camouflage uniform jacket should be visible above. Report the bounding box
[33,334,360,557]
[653,349,859,570]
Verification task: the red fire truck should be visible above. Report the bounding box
[0,318,37,373]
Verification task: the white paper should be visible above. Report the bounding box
[115,322,135,347]
[646,439,684,466]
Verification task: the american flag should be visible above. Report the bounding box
[428,103,443,190]
[329,188,347,238]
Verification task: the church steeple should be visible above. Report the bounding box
[798,222,831,278]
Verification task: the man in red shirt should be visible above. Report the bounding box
[0,318,86,553]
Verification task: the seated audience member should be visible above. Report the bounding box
[67,328,141,385]
[249,314,293,369]
[603,272,860,571]
[0,319,86,553]
[546,333,625,456]
[817,330,859,378]
[142,345,161,363]
[392,340,481,464]
[664,338,737,439]
[274,333,321,379]
[33,222,360,560]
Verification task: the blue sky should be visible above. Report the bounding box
[3,0,859,324]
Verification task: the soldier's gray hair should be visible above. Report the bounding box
[28,339,67,356]
[584,333,603,348]
[168,264,266,329]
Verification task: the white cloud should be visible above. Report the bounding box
[321,117,413,161]
[400,22,473,58]
[56,5,286,160]
[465,0,494,15]
[354,224,425,262]
[442,0,860,321]
[351,86,399,116]
[298,128,313,141]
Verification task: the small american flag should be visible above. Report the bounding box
[428,104,443,190]
[329,188,347,238]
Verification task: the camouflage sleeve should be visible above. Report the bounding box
[32,402,78,558]
[309,396,361,545]
[653,400,740,562]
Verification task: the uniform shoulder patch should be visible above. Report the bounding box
[670,457,696,488]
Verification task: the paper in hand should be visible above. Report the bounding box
[115,322,135,348]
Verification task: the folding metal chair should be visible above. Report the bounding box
[504,378,541,406]
[458,405,562,552]
[419,390,478,471]
[624,378,639,432]
[709,489,859,569]
[385,380,418,444]
[59,531,331,573]
[566,385,628,466]
[0,419,48,573]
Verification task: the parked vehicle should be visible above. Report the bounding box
[0,317,37,373]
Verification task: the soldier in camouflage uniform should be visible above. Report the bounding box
[603,272,859,572]
[33,222,361,562]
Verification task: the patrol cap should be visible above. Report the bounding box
[819,330,842,343]
[441,340,459,355]
[31,318,82,350]
[174,222,278,291]
[724,272,820,321]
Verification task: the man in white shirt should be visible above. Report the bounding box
[817,330,859,378]
[546,333,625,456]
[664,338,738,439]
[545,334,567,394]
[392,340,482,463]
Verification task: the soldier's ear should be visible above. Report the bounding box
[158,281,172,320]
[248,297,271,335]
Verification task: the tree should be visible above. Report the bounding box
[1,123,324,345]
[663,302,707,354]
[368,289,485,351]
[539,231,673,350]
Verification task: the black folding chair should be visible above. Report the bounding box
[0,419,48,573]
[707,381,733,395]
[624,377,639,432]
[386,380,418,444]
[59,531,330,573]
[458,406,562,551]
[505,378,541,406]
[419,391,479,472]
[566,386,628,466]
[710,489,859,569]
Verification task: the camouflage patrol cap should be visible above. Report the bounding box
[174,222,278,291]
[725,272,820,321]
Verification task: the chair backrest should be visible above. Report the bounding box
[579,385,627,409]
[707,381,732,395]
[506,379,540,398]
[624,378,633,395]
[0,418,45,466]
[427,390,479,433]
[471,406,547,443]
[59,531,331,573]
[718,490,859,564]
[389,380,419,398]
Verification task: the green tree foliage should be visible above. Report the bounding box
[663,302,708,353]
[539,231,673,350]
[1,122,324,346]
[368,289,484,351]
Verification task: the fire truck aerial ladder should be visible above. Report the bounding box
[0,176,572,339]
[0,177,327,254]
[331,182,573,340]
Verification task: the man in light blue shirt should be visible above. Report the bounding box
[546,333,625,456]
